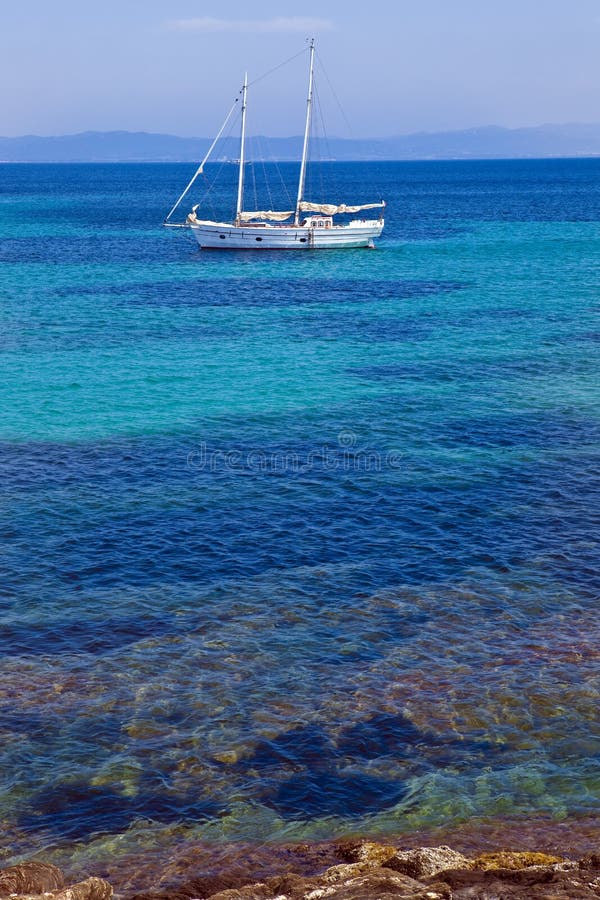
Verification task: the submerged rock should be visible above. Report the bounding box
[335,839,398,865]
[136,840,597,899]
[6,840,600,900]
[54,877,113,900]
[190,842,600,900]
[469,849,565,869]
[207,867,449,899]
[437,861,598,898]
[0,861,64,895]
[0,864,111,900]
[203,854,600,899]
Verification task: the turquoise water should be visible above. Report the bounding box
[0,161,599,878]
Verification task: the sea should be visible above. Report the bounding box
[1,160,599,889]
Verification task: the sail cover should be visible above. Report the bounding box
[239,210,294,222]
[299,201,385,215]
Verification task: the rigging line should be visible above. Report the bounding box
[307,85,317,201]
[308,82,328,203]
[202,122,239,195]
[314,51,354,138]
[263,130,293,207]
[249,141,259,212]
[256,134,274,211]
[246,46,308,89]
[273,156,293,207]
[202,179,217,222]
[202,103,240,177]
[164,94,241,222]
[200,159,238,222]
[197,107,243,219]
[315,49,385,203]
[312,55,348,205]
[315,84,332,163]
[188,98,243,221]
[200,157,233,217]
[198,167,217,222]
[313,84,329,202]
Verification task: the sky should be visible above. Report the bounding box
[2,0,600,138]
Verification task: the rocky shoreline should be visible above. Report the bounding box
[3,839,599,899]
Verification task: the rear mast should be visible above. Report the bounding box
[294,39,315,226]
[235,72,248,226]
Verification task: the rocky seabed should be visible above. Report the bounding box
[3,841,600,900]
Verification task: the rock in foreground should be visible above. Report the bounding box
[0,863,112,900]
[203,849,600,898]
[4,844,600,899]
[0,861,65,896]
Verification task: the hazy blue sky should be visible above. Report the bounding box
[2,0,600,137]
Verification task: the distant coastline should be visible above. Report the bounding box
[4,123,600,162]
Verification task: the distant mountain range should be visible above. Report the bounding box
[3,124,600,162]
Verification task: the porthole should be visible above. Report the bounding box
[299,238,307,243]
[255,237,263,242]
[219,234,226,239]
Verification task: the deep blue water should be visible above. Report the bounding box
[0,160,599,873]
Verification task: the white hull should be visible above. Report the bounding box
[189,218,384,250]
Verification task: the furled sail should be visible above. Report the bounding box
[299,201,385,215]
[239,210,294,222]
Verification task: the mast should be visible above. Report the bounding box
[294,39,315,226]
[235,72,248,225]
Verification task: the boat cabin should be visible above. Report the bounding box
[302,216,333,229]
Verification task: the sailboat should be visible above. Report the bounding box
[164,41,385,250]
